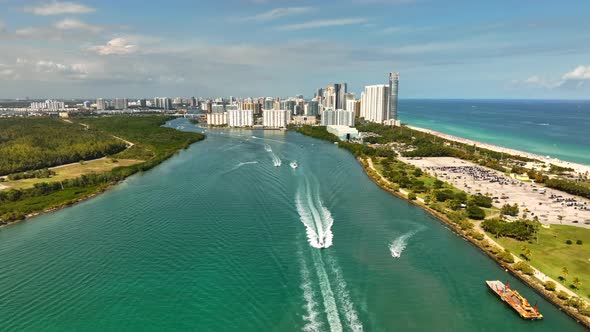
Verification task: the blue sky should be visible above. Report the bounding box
[0,0,589,99]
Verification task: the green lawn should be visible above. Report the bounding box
[1,158,143,190]
[494,225,590,298]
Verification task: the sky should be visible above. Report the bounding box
[0,0,589,99]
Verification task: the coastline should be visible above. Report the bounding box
[407,125,590,175]
[0,118,206,229]
[357,156,590,328]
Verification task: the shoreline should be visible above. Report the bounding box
[357,156,590,328]
[407,125,590,175]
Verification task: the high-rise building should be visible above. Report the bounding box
[305,100,319,116]
[321,109,355,126]
[333,83,347,110]
[96,98,107,110]
[280,99,296,114]
[30,100,66,111]
[207,112,227,126]
[114,98,128,110]
[346,99,361,117]
[264,97,275,110]
[360,84,390,123]
[262,109,289,128]
[241,102,261,115]
[190,96,197,108]
[227,109,254,127]
[389,72,399,120]
[212,104,226,113]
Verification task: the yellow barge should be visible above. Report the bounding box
[486,280,543,320]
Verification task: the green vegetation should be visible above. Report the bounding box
[0,118,127,175]
[493,224,590,298]
[295,126,395,158]
[6,168,55,181]
[545,178,590,199]
[0,116,204,224]
[481,218,540,241]
[501,203,519,216]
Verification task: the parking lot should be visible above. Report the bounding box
[401,157,590,228]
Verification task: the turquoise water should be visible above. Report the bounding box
[399,99,590,165]
[0,118,586,331]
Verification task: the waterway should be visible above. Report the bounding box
[0,118,585,331]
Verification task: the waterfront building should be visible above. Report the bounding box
[327,125,359,141]
[360,84,390,123]
[226,104,239,111]
[321,109,355,126]
[389,72,399,120]
[334,83,347,110]
[207,112,227,126]
[190,97,197,108]
[262,109,289,128]
[291,115,318,125]
[227,109,254,127]
[138,99,147,107]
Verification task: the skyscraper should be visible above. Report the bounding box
[333,83,347,110]
[388,72,399,120]
[360,84,390,123]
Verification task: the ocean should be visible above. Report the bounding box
[399,99,590,165]
[0,118,586,331]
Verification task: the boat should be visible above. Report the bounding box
[290,161,298,169]
[486,280,543,320]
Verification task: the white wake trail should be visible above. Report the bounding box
[326,255,364,332]
[299,251,324,332]
[264,144,272,152]
[389,227,423,258]
[312,251,343,332]
[295,177,334,249]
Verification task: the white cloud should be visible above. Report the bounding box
[89,37,139,55]
[242,7,313,22]
[562,66,590,81]
[0,20,6,33]
[24,1,95,16]
[55,18,102,32]
[515,65,590,90]
[278,18,367,31]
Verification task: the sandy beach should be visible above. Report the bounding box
[408,125,590,175]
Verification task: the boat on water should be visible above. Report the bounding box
[290,161,298,169]
[486,280,542,320]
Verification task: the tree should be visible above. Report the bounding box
[544,280,557,291]
[467,203,486,220]
[573,277,582,290]
[408,192,417,201]
[561,267,569,282]
[521,245,532,261]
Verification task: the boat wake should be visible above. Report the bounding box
[264,144,282,166]
[389,227,423,258]
[296,178,334,249]
[326,255,364,332]
[226,161,258,173]
[299,251,324,332]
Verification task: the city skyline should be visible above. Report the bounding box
[0,1,590,99]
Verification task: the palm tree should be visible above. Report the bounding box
[521,245,532,261]
[561,266,569,282]
[573,277,582,290]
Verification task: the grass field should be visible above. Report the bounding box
[1,158,143,190]
[494,225,590,298]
